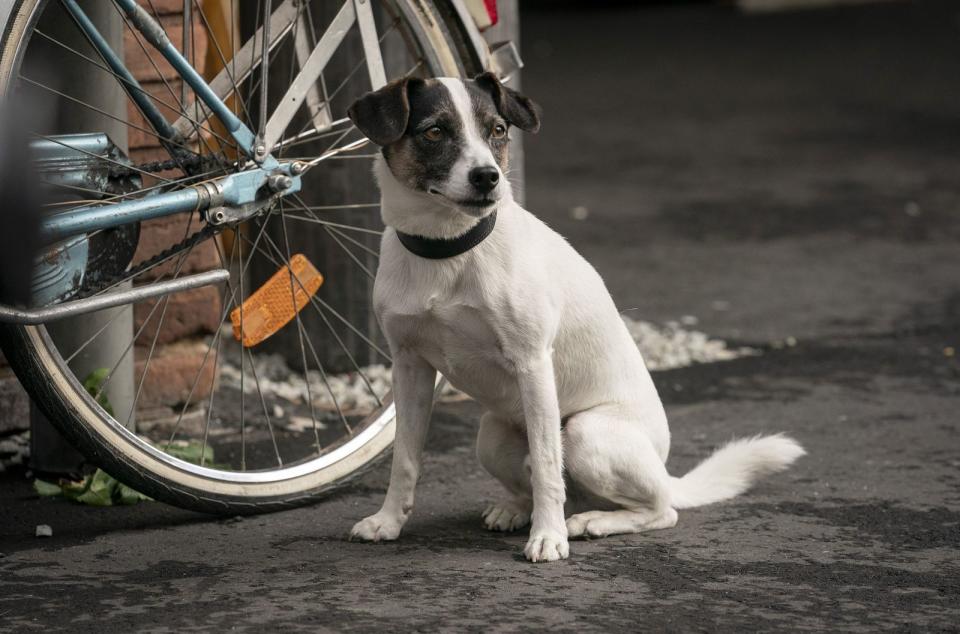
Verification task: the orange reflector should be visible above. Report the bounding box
[230,254,323,348]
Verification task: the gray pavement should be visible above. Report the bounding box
[2,1,959,631]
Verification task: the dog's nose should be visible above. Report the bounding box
[468,166,500,194]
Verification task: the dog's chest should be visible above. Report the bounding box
[376,276,520,401]
[382,295,507,367]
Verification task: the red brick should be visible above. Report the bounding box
[124,14,209,84]
[141,0,191,16]
[134,338,215,411]
[134,284,222,346]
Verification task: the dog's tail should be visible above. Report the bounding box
[668,434,805,510]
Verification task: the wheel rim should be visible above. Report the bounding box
[3,0,463,491]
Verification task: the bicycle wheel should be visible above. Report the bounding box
[0,0,484,513]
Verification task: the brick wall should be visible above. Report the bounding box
[0,2,225,434]
[128,0,222,423]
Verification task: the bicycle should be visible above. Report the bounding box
[0,0,514,513]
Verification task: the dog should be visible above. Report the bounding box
[346,73,805,562]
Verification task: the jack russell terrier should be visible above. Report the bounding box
[346,73,804,562]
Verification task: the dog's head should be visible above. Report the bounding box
[348,73,540,218]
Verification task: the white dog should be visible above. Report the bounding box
[347,74,805,562]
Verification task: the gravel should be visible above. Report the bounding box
[218,316,758,413]
[622,315,758,370]
[0,431,29,473]
[0,317,759,470]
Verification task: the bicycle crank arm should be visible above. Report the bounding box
[0,269,229,325]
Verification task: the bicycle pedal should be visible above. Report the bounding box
[230,254,323,347]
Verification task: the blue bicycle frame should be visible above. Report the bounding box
[38,0,301,245]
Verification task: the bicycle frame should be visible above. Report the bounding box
[38,0,298,246]
[0,0,496,324]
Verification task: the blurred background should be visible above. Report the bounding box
[520,0,959,346]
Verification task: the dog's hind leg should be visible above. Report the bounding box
[477,412,533,532]
[563,409,678,538]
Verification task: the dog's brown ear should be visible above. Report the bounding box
[348,78,422,146]
[474,72,541,133]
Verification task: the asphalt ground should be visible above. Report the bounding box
[2,1,959,631]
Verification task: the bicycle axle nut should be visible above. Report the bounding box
[268,174,294,192]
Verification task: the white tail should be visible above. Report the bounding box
[669,434,805,510]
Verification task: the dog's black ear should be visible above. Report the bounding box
[348,78,422,146]
[474,72,541,133]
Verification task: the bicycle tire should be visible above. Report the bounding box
[0,0,485,514]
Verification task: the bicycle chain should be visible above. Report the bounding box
[79,153,232,299]
[75,224,223,300]
[108,152,227,178]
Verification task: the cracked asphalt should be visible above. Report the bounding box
[2,1,959,631]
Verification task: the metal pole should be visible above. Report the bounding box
[29,2,136,475]
[483,0,525,206]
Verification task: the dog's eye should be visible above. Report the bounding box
[491,123,507,139]
[422,126,443,142]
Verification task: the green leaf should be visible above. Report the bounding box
[59,476,92,501]
[116,482,152,505]
[34,469,151,506]
[164,439,225,468]
[82,368,114,416]
[74,469,116,506]
[34,479,63,497]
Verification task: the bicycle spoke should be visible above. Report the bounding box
[189,0,253,133]
[244,225,392,362]
[19,75,202,158]
[62,265,176,364]
[263,0,355,149]
[32,133,175,183]
[286,193,376,278]
[13,0,455,482]
[253,231,383,406]
[263,199,392,362]
[169,229,240,452]
[279,204,321,452]
[324,18,401,105]
[297,315,352,436]
[198,326,222,468]
[245,346,284,466]
[40,179,121,198]
[172,0,300,139]
[238,230,377,426]
[94,217,200,402]
[327,225,379,259]
[304,137,370,168]
[283,214,382,235]
[322,224,375,280]
[31,29,232,148]
[114,2,227,166]
[270,117,352,153]
[325,154,378,160]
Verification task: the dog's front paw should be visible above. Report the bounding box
[350,512,403,542]
[523,529,569,563]
[482,500,531,532]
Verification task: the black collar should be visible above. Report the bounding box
[395,212,497,259]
